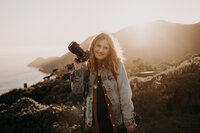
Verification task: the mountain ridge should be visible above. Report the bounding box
[28,20,200,73]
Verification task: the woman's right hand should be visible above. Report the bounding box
[73,56,83,70]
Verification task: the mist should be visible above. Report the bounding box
[0,46,66,94]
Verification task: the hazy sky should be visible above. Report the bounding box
[0,0,199,58]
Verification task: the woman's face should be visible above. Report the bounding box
[94,39,110,61]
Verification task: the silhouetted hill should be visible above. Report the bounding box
[28,20,200,73]
[29,36,94,73]
[113,20,200,66]
[28,57,59,73]
[1,54,200,133]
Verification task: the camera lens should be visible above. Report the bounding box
[68,41,85,57]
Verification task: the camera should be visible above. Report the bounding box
[68,41,90,63]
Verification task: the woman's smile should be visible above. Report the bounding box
[96,52,104,56]
[94,39,110,61]
[72,32,136,133]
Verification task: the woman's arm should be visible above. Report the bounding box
[71,59,87,94]
[117,61,135,127]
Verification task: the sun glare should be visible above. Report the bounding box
[135,22,148,47]
[128,7,159,47]
[136,22,147,30]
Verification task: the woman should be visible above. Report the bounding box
[71,32,137,133]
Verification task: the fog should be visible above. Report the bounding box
[0,0,199,94]
[0,47,65,94]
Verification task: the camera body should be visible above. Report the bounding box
[68,41,90,63]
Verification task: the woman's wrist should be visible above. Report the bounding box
[126,123,137,132]
[74,64,82,70]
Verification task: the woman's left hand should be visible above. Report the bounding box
[126,123,137,132]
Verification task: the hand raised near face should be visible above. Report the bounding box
[73,56,84,70]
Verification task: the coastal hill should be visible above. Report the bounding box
[28,57,59,72]
[28,20,200,73]
[0,54,200,133]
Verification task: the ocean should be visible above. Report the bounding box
[0,66,47,95]
[0,49,49,95]
[0,46,67,95]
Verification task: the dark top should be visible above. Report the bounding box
[97,76,113,133]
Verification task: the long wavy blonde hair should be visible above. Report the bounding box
[87,32,124,79]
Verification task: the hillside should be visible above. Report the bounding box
[0,54,200,133]
[28,20,200,73]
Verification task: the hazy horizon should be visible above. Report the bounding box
[0,0,199,91]
[0,0,199,59]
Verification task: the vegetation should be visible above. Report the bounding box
[131,54,200,133]
[0,54,200,133]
